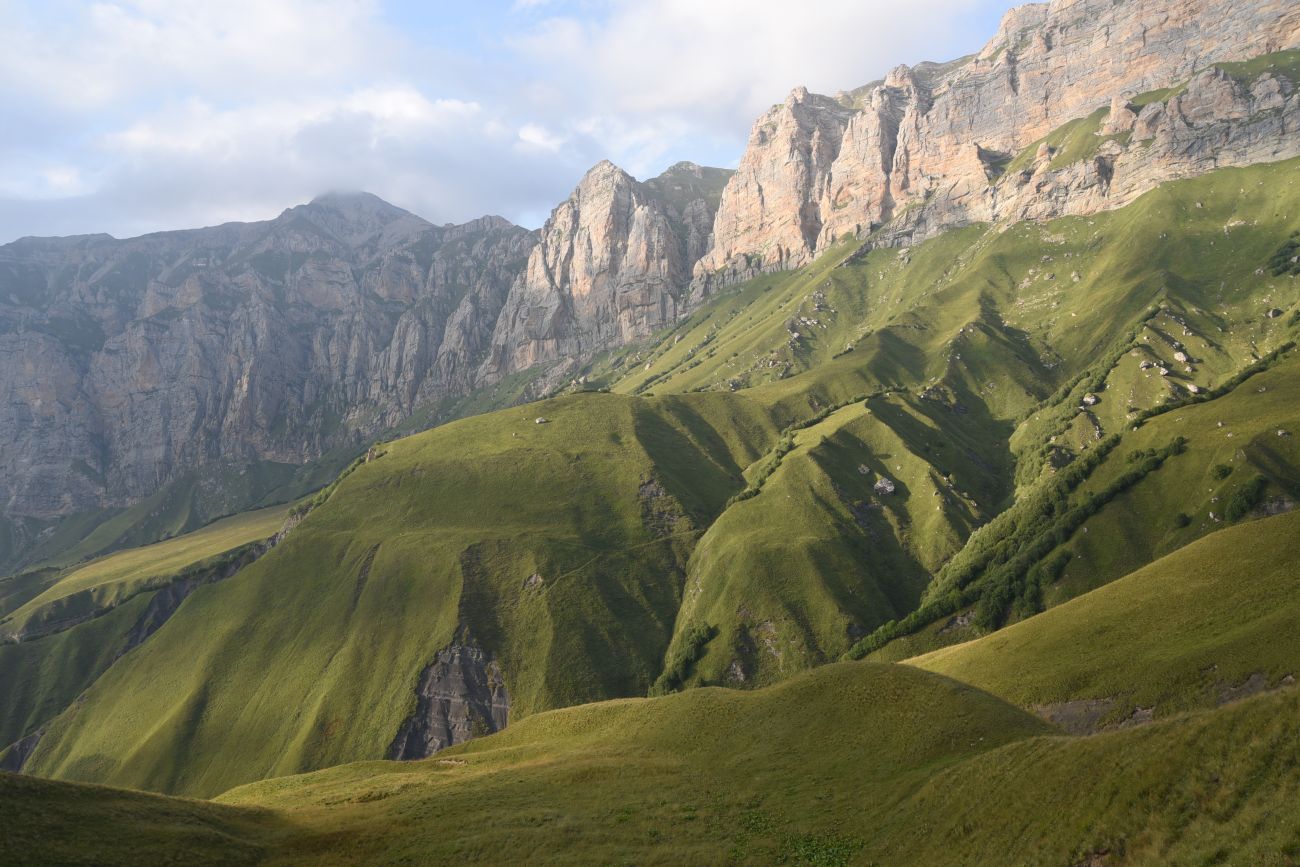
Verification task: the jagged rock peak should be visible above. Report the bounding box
[478,158,730,385]
[693,82,853,282]
[580,159,634,185]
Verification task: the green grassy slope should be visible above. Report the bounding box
[1,504,286,641]
[862,348,1300,662]
[0,594,154,757]
[0,771,286,866]
[669,387,1014,688]
[9,504,1300,864]
[221,662,1050,865]
[651,157,1298,676]
[600,158,1300,415]
[224,686,1300,865]
[869,686,1300,865]
[911,510,1300,725]
[20,392,780,797]
[0,506,288,762]
[16,158,1300,802]
[18,665,1297,865]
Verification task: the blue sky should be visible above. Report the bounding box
[0,0,1011,242]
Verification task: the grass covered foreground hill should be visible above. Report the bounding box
[7,514,1300,864]
[5,156,1300,804]
[911,510,1300,728]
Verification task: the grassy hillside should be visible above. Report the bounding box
[0,771,284,866]
[20,392,782,796]
[861,349,1299,662]
[597,158,1300,411]
[9,665,1300,864]
[221,680,1300,865]
[1,504,286,641]
[220,661,1049,864]
[0,506,289,764]
[10,157,1299,803]
[911,510,1300,727]
[6,497,1299,864]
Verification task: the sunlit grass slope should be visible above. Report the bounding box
[19,663,1296,865]
[911,510,1300,724]
[8,500,1300,865]
[12,157,1300,806]
[599,158,1300,413]
[21,392,781,797]
[220,662,1049,865]
[0,505,288,760]
[1,504,286,641]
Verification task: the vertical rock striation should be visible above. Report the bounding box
[386,642,510,760]
[0,195,535,564]
[696,0,1300,285]
[479,161,730,385]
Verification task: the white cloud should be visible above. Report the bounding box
[516,123,566,152]
[0,0,390,110]
[0,0,1008,241]
[515,0,1003,137]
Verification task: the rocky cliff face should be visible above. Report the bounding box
[0,164,731,568]
[387,642,510,760]
[4,0,1295,570]
[695,89,854,283]
[480,161,730,385]
[696,0,1300,285]
[0,195,534,561]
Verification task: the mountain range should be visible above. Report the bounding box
[2,0,1300,862]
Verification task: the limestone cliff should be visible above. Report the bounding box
[0,195,534,564]
[3,0,1296,570]
[696,0,1300,286]
[480,161,730,384]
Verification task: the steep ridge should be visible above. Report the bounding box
[695,0,1300,288]
[17,391,781,796]
[6,2,1300,846]
[480,161,730,390]
[589,156,1300,687]
[4,0,1295,577]
[11,157,1299,798]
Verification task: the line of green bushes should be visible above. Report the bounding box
[846,434,1188,657]
[649,622,717,696]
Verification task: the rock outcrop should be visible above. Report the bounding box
[0,163,730,567]
[480,161,730,384]
[694,88,853,282]
[3,0,1296,570]
[0,195,535,564]
[386,641,510,760]
[695,0,1300,285]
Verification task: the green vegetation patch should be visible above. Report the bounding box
[911,511,1300,723]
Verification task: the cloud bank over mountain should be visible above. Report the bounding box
[0,0,1006,241]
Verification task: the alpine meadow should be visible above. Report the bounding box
[2,0,1300,864]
